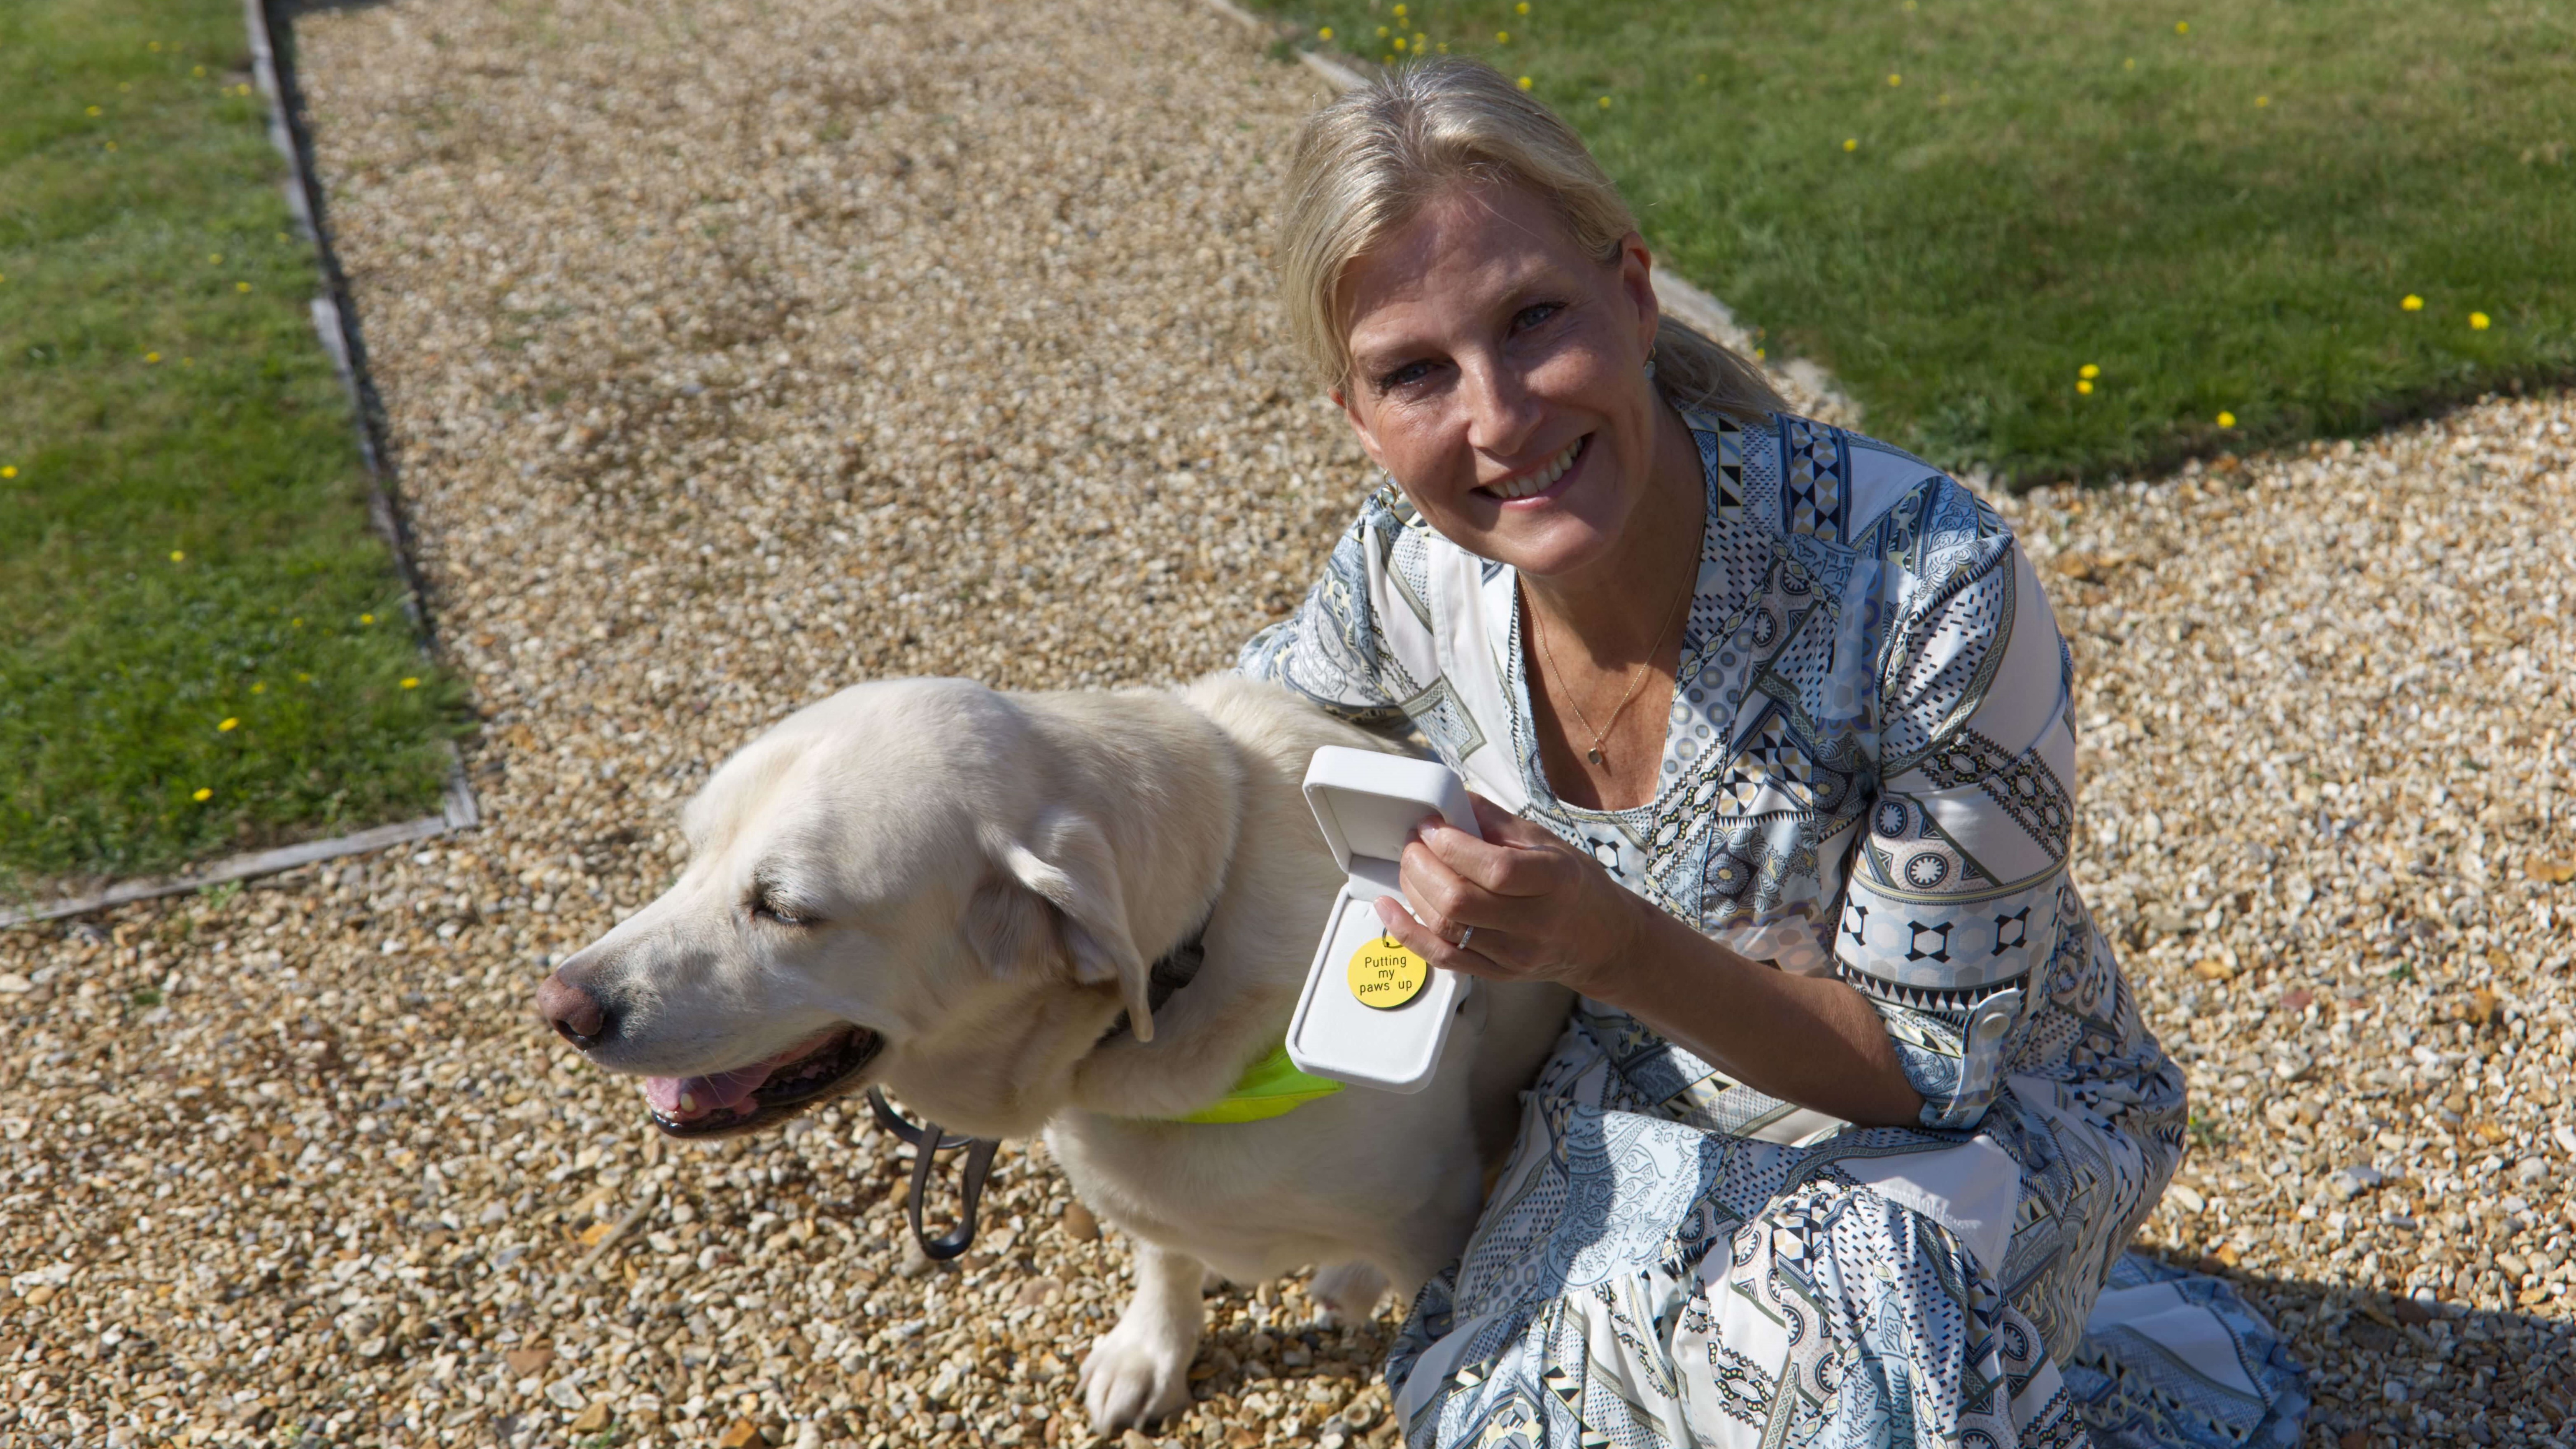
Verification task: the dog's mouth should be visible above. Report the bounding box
[641,1025,883,1137]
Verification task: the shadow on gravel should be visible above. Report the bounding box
[2128,1249,2576,1448]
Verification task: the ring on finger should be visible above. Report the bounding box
[1453,925,1475,950]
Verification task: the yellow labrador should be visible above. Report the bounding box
[539,674,1570,1433]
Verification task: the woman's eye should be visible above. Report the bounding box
[1378,360,1434,391]
[1513,302,1562,331]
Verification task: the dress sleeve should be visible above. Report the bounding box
[1838,482,2079,1132]
[1235,487,1423,731]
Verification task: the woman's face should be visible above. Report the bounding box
[1332,183,1664,581]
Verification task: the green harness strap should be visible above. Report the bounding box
[1165,1041,1344,1125]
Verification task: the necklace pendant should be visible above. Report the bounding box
[1586,747,1603,765]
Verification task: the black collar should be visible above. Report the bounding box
[1097,918,1211,1045]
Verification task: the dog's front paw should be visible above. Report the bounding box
[1311,1260,1390,1324]
[1077,1319,1196,1433]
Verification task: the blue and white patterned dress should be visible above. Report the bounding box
[1238,409,2308,1449]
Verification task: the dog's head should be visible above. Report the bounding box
[538,678,1188,1141]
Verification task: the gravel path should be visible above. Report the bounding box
[2,0,2571,1444]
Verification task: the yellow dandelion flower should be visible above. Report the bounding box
[208,252,222,264]
[86,105,103,117]
[2401,294,2423,311]
[1393,3,1406,15]
[193,65,205,77]
[149,41,161,51]
[1598,94,1612,108]
[145,351,161,363]
[1888,73,1902,86]
[169,549,184,562]
[296,671,313,683]
[1436,41,1448,52]
[193,787,212,802]
[105,141,119,152]
[218,717,239,732]
[1496,30,1510,42]
[2217,411,2236,428]
[2469,311,2490,330]
[1317,25,1331,39]
[2123,56,2135,70]
[1696,72,1707,83]
[1843,137,1859,151]
[1393,36,1407,50]
[236,281,252,293]
[2079,363,2101,380]
[2254,95,2269,107]
[1377,25,1389,37]
[2174,20,2189,33]
[1,467,15,479]
[1382,53,1394,63]
[1516,1,1529,13]
[1754,347,1766,360]
[359,613,376,625]
[2076,380,2094,395]
[252,682,267,694]
[1414,32,1426,47]
[401,677,421,690]
[291,616,303,627]
[1517,75,1533,90]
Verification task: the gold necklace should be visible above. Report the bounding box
[1526,554,1698,769]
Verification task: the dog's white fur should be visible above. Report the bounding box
[558,675,1570,1433]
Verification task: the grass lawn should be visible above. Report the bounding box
[1260,0,2576,486]
[0,0,465,895]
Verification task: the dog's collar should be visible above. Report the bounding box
[1157,1040,1342,1124]
[1094,919,1346,1123]
[1096,918,1211,1045]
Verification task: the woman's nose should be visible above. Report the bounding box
[1458,355,1541,456]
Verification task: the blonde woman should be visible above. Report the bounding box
[1241,58,2303,1449]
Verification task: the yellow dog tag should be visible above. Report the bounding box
[1347,935,1429,1009]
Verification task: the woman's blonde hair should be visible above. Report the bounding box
[1279,56,1785,426]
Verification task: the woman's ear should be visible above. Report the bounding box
[1333,385,1393,476]
[1616,231,1661,362]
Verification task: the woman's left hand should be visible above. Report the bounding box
[1370,794,1647,1000]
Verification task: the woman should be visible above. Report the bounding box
[1239,59,2304,1449]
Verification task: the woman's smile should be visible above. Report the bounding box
[1481,433,1590,504]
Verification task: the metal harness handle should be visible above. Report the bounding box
[867,1087,999,1261]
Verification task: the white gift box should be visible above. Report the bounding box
[1283,747,1481,1093]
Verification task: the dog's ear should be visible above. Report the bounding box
[964,811,1154,1040]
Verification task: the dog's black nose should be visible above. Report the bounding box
[538,971,609,1049]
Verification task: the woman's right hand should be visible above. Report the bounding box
[1369,793,1651,1002]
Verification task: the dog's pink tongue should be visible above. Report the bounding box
[641,1029,846,1121]
[643,1064,774,1120]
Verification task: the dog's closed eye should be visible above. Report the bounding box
[748,880,820,928]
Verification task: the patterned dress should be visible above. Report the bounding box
[1238,409,2308,1449]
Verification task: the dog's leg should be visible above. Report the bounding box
[1309,1261,1389,1325]
[1077,1238,1204,1433]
